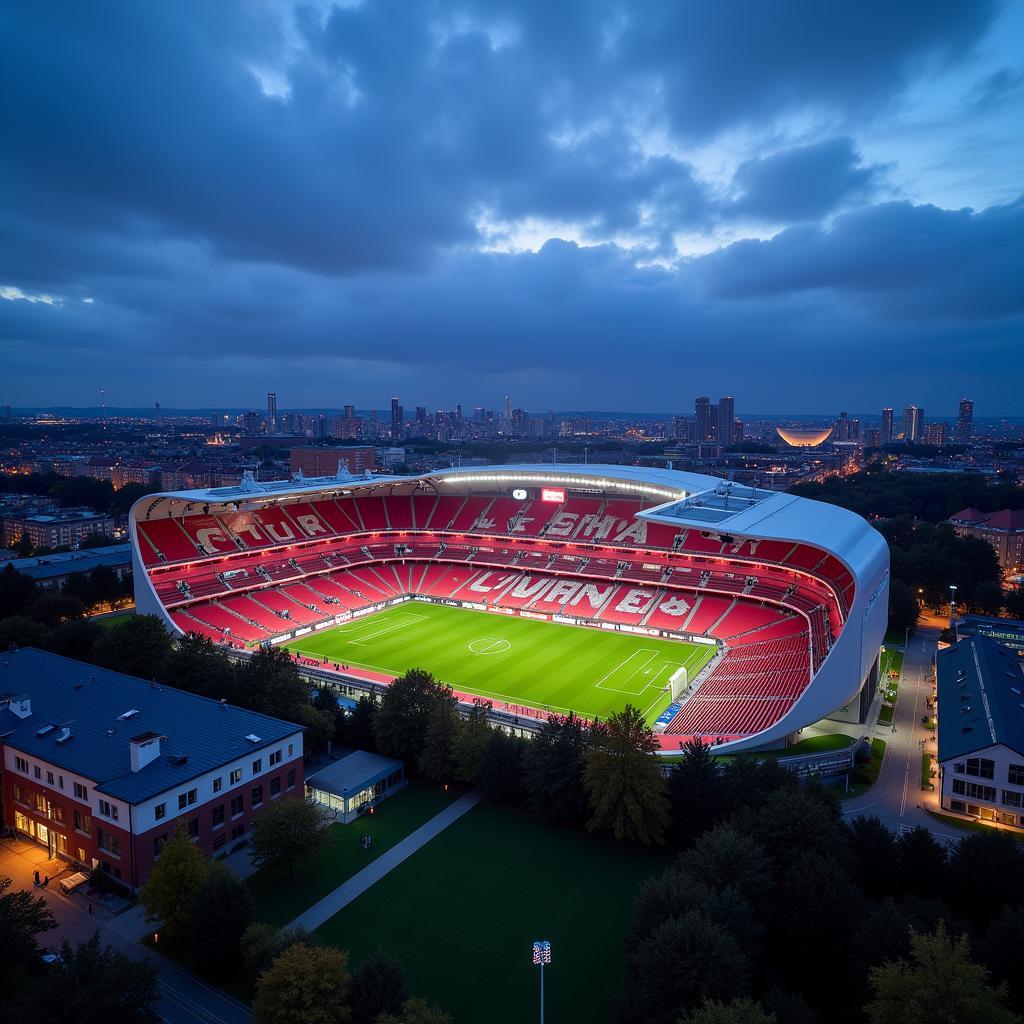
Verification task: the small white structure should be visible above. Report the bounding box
[306,751,406,824]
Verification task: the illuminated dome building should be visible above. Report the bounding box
[775,426,834,448]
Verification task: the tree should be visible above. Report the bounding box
[477,729,527,804]
[345,696,379,752]
[377,998,452,1024]
[418,691,460,781]
[866,922,1022,1024]
[948,831,1024,922]
[451,701,492,785]
[972,580,1004,616]
[523,711,595,825]
[844,815,900,894]
[677,824,774,917]
[251,797,331,882]
[348,949,408,1024]
[888,579,920,636]
[621,911,749,1024]
[679,1000,776,1024]
[252,943,351,1024]
[667,739,723,846]
[24,591,85,626]
[1005,583,1024,621]
[584,704,669,844]
[0,615,52,652]
[19,932,160,1024]
[373,669,447,763]
[234,645,311,721]
[188,861,254,977]
[895,825,948,899]
[0,563,35,617]
[140,823,208,938]
[92,614,173,679]
[46,616,102,660]
[240,922,315,981]
[983,907,1024,1014]
[0,875,55,988]
[156,632,237,698]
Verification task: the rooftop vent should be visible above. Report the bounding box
[55,728,72,744]
[35,723,55,737]
[171,754,189,766]
[244,734,262,744]
[117,709,140,721]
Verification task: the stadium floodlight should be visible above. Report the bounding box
[532,940,551,1024]
[949,584,958,640]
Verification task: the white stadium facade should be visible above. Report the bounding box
[131,464,889,754]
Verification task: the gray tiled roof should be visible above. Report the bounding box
[0,649,301,803]
[937,634,1024,762]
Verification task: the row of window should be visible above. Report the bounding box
[952,758,1024,785]
[952,779,997,802]
[153,746,295,825]
[12,754,99,808]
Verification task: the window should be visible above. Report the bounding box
[13,784,29,805]
[954,762,966,774]
[270,750,282,766]
[35,793,48,813]
[15,756,28,773]
[50,805,65,825]
[953,779,996,802]
[1009,764,1024,786]
[966,757,995,779]
[270,777,281,798]
[97,828,121,858]
[188,817,200,840]
[57,775,63,790]
[1002,790,1023,808]
[46,771,54,785]
[252,758,262,775]
[231,824,245,840]
[286,768,296,790]
[252,785,263,808]
[213,777,223,794]
[230,768,242,785]
[153,833,169,857]
[73,782,88,800]
[212,834,226,851]
[98,799,118,821]
[154,803,166,821]
[176,789,197,811]
[212,804,225,828]
[34,765,41,779]
[230,796,244,818]
[288,743,294,757]
[74,810,91,835]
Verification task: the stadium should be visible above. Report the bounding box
[130,464,889,753]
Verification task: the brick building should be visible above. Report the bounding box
[949,507,1024,573]
[2,508,115,549]
[0,650,303,892]
[289,446,376,476]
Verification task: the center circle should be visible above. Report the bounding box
[468,637,511,655]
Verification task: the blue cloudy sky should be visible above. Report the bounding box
[2,1,1022,414]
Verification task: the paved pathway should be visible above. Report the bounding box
[287,789,482,932]
[842,625,962,845]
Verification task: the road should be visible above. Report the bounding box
[842,624,961,845]
[0,836,250,1024]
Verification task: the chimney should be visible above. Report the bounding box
[129,732,163,773]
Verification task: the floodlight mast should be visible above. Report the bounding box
[532,940,551,1024]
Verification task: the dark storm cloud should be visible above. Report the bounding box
[0,0,1020,410]
[727,139,885,223]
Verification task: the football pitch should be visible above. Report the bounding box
[283,601,716,722]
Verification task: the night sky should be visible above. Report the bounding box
[2,1,1022,413]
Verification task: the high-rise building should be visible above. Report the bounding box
[390,397,402,439]
[849,418,860,443]
[902,405,924,444]
[267,392,277,433]
[343,405,355,420]
[733,419,744,444]
[694,397,711,442]
[717,397,735,446]
[864,427,881,448]
[154,401,162,428]
[881,408,894,444]
[956,398,974,442]
[922,422,947,446]
[504,395,512,427]
[836,411,850,442]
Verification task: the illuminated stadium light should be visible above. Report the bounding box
[437,472,685,500]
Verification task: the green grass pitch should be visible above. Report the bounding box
[284,601,716,723]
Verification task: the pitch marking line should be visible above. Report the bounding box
[468,637,512,655]
[336,612,427,645]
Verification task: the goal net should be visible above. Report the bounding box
[668,666,689,702]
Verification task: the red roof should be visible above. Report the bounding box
[950,507,987,523]
[983,509,1024,531]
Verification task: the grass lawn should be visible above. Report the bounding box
[921,752,934,790]
[285,601,715,724]
[94,611,135,629]
[314,802,672,1023]
[877,703,895,726]
[840,738,886,799]
[248,778,463,926]
[880,648,904,681]
[926,810,1024,844]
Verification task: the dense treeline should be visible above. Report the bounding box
[0,470,160,516]
[791,467,1024,523]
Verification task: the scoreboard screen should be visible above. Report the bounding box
[541,487,566,503]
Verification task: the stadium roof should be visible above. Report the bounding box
[937,634,1024,761]
[0,649,301,803]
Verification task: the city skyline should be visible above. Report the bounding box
[2,2,1023,411]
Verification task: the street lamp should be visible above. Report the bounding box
[532,940,551,1024]
[949,584,958,641]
